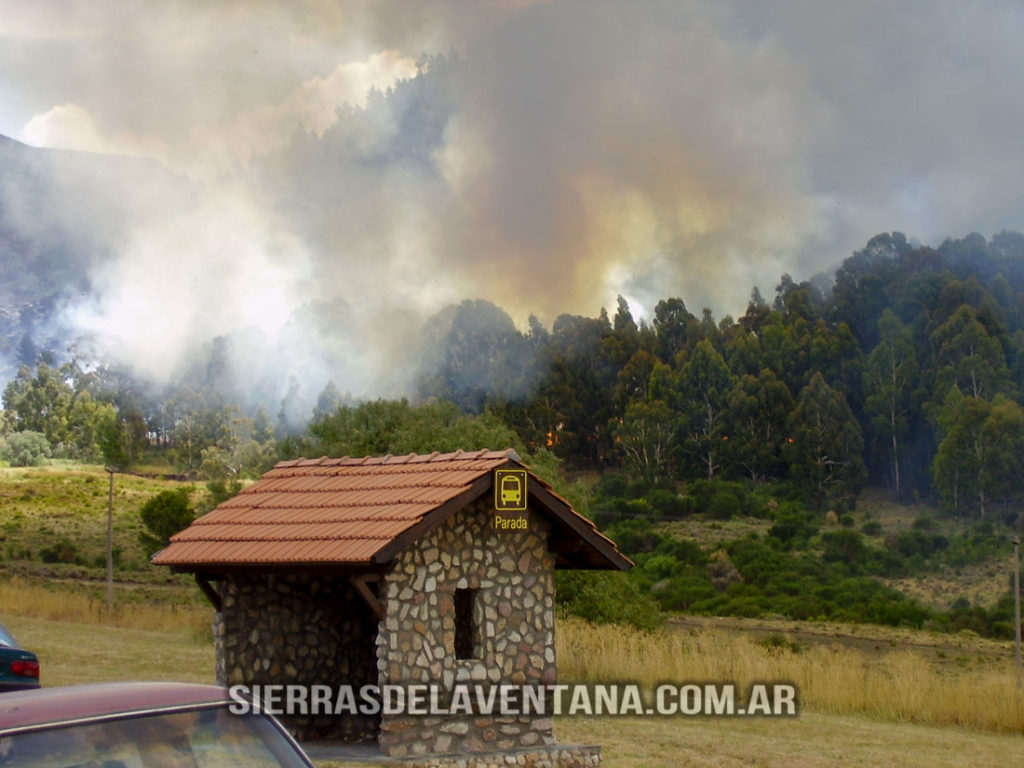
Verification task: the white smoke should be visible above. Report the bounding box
[3,0,1024,404]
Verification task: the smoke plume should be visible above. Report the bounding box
[3,0,1024,406]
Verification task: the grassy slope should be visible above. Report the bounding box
[658,484,1013,614]
[1,464,1022,766]
[0,463,1012,611]
[0,463,205,599]
[854,488,1011,610]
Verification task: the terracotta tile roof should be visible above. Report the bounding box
[152,449,631,570]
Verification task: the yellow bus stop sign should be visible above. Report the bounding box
[494,468,528,512]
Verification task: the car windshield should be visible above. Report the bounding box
[0,706,310,768]
[0,626,16,649]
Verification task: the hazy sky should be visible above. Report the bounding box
[3,0,1024,392]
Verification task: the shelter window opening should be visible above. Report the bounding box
[454,588,480,660]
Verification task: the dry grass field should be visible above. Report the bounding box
[2,587,1021,767]
[555,617,1023,733]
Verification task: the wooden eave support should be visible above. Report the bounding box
[195,573,223,611]
[351,573,384,621]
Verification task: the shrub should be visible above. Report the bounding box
[891,530,948,559]
[604,518,664,555]
[593,497,656,528]
[767,508,819,549]
[821,529,867,569]
[649,569,717,611]
[596,473,630,499]
[642,554,678,580]
[646,489,687,520]
[653,538,705,567]
[0,431,52,467]
[912,515,936,532]
[708,491,741,520]
[861,520,883,536]
[757,633,803,654]
[139,488,194,557]
[91,547,123,569]
[554,571,662,630]
[39,539,79,564]
[707,549,743,591]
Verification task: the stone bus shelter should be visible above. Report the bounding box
[154,449,631,766]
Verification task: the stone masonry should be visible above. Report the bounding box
[214,572,380,741]
[376,497,557,758]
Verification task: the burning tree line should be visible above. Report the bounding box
[418,230,1024,521]
[3,230,1024,521]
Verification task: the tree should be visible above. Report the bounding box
[721,369,793,483]
[932,391,990,518]
[414,299,533,412]
[785,373,866,509]
[933,393,1024,518]
[612,400,678,485]
[978,396,1024,513]
[675,340,734,479]
[198,409,278,480]
[0,431,51,466]
[139,489,194,557]
[613,350,659,409]
[2,363,71,448]
[862,310,922,497]
[313,380,348,420]
[830,232,907,348]
[651,298,695,362]
[931,305,1012,400]
[303,399,520,459]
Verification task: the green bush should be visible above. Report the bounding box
[604,518,664,555]
[139,488,194,557]
[861,520,883,536]
[892,530,948,558]
[39,539,80,564]
[0,431,52,467]
[708,491,741,520]
[596,473,631,499]
[821,529,868,569]
[642,554,679,580]
[646,489,687,520]
[554,571,662,630]
[767,508,819,549]
[912,515,936,532]
[653,538,705,567]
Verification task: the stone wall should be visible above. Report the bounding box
[377,499,557,757]
[396,745,601,768]
[214,572,380,741]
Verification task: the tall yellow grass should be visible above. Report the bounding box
[0,578,212,639]
[2,576,1019,733]
[556,616,1024,733]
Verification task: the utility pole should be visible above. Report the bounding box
[1013,535,1021,696]
[105,466,117,614]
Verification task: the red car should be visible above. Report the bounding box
[0,681,315,768]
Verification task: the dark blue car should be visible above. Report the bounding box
[0,623,39,692]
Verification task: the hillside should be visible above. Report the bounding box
[0,134,190,378]
[0,464,204,605]
[0,463,1016,641]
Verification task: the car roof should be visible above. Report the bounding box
[0,682,230,733]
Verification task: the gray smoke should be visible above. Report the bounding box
[2,0,1024,407]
